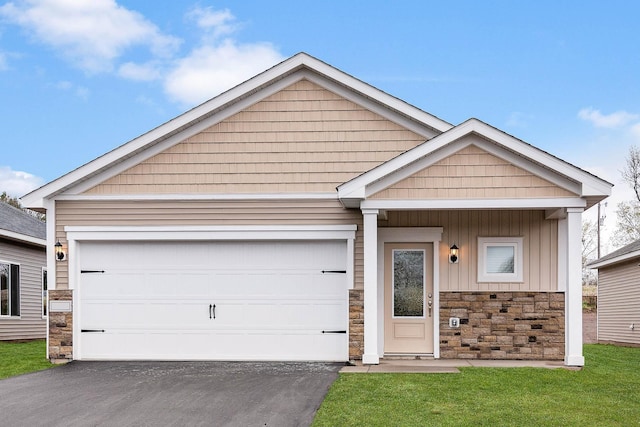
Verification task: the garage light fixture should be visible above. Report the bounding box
[55,241,66,261]
[449,244,459,264]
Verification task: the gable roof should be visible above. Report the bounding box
[21,52,453,208]
[588,239,640,269]
[338,118,612,209]
[0,201,46,246]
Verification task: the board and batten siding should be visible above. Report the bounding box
[84,79,428,195]
[598,259,640,344]
[381,210,558,291]
[0,239,46,340]
[371,145,578,200]
[54,199,363,290]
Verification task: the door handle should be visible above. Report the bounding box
[209,304,212,319]
[212,304,216,319]
[428,299,433,317]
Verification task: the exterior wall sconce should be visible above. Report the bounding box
[449,244,459,264]
[55,241,66,261]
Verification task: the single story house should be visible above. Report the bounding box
[589,240,640,345]
[22,53,612,365]
[0,201,47,340]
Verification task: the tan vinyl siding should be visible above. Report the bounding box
[381,210,558,291]
[371,145,578,199]
[598,260,640,344]
[55,199,363,290]
[0,239,46,340]
[85,79,426,195]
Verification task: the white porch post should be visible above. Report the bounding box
[565,207,584,366]
[362,208,379,364]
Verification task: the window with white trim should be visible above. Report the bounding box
[477,237,523,283]
[42,268,48,318]
[0,261,20,317]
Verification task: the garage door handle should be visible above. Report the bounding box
[81,329,105,333]
[322,330,346,334]
[209,304,216,319]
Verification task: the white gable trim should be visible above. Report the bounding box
[22,53,452,208]
[589,250,640,269]
[365,135,582,198]
[56,193,339,202]
[338,119,612,203]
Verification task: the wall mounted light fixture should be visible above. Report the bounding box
[54,241,66,261]
[449,244,459,264]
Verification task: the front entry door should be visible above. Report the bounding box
[384,243,434,354]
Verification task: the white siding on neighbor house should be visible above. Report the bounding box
[0,239,46,340]
[381,210,559,291]
[54,199,363,290]
[598,259,640,344]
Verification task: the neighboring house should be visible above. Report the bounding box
[0,201,47,340]
[22,53,612,365]
[589,240,640,345]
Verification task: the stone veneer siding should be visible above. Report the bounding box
[48,289,73,363]
[440,292,565,360]
[349,289,364,360]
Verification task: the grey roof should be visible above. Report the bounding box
[589,239,640,267]
[0,201,46,241]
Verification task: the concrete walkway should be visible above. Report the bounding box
[341,358,570,373]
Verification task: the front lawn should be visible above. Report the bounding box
[0,340,54,379]
[313,345,640,426]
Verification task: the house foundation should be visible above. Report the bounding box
[48,289,73,363]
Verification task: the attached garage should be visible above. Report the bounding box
[69,226,356,361]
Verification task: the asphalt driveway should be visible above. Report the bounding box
[0,361,342,427]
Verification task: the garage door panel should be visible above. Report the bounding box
[79,240,349,361]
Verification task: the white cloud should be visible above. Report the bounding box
[0,166,45,198]
[578,107,639,129]
[631,123,640,141]
[187,6,238,39]
[0,0,180,73]
[506,111,533,128]
[54,80,90,100]
[118,62,161,81]
[164,40,283,106]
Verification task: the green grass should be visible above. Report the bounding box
[313,345,640,426]
[0,340,54,379]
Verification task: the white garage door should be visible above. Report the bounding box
[77,240,348,361]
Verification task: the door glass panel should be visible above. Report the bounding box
[393,250,424,317]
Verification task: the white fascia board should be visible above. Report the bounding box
[23,52,450,208]
[56,192,339,202]
[0,229,46,247]
[64,224,358,242]
[338,119,612,200]
[360,198,587,210]
[588,250,640,269]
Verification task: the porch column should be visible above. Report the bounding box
[565,207,584,366]
[362,208,379,364]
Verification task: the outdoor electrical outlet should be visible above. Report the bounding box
[449,317,460,328]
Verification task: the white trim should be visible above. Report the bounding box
[565,208,584,366]
[0,229,46,247]
[338,118,612,202]
[588,249,640,269]
[360,198,587,210]
[22,53,451,208]
[477,237,524,283]
[377,227,443,359]
[362,209,379,364]
[64,225,357,242]
[55,193,339,202]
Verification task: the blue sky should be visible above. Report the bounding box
[1,0,638,247]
